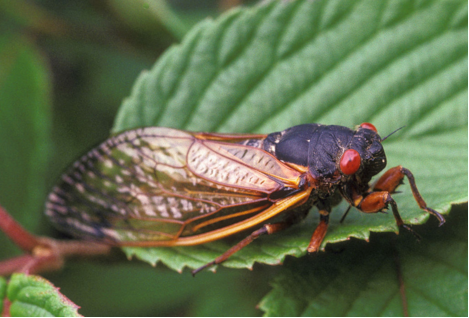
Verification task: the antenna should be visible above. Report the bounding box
[381,126,405,141]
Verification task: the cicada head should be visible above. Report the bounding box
[339,123,387,183]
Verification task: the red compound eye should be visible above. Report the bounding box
[359,122,377,132]
[340,149,361,175]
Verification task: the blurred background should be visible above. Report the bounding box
[1,0,259,191]
[0,0,272,316]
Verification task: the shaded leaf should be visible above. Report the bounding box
[0,35,51,229]
[109,0,191,40]
[0,34,52,259]
[0,276,6,314]
[7,273,80,317]
[259,203,468,316]
[114,0,467,272]
[44,262,267,317]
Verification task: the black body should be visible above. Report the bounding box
[262,123,387,205]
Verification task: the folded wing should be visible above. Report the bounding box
[46,127,302,244]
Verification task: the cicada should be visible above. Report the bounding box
[45,123,445,273]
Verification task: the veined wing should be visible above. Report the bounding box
[45,127,303,245]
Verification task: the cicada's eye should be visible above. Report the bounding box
[340,149,361,175]
[359,122,377,133]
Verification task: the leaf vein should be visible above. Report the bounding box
[180,3,276,130]
[249,1,445,132]
[152,24,207,126]
[211,0,362,132]
[406,284,458,316]
[368,51,468,125]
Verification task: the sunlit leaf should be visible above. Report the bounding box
[7,274,80,317]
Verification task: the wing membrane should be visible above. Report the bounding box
[46,127,302,244]
[202,141,303,185]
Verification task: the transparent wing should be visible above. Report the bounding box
[45,127,302,244]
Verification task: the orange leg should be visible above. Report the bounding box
[373,166,445,226]
[191,213,307,275]
[307,211,329,252]
[352,165,445,239]
[191,205,311,275]
[357,190,420,238]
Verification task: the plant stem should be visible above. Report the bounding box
[0,205,112,276]
[0,205,39,252]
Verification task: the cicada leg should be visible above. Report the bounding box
[307,196,341,253]
[358,191,422,238]
[306,211,329,252]
[354,166,445,237]
[191,223,287,275]
[373,166,445,226]
[192,208,310,275]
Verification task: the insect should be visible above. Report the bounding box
[45,123,445,274]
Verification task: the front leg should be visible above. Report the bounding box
[357,191,418,236]
[353,165,445,236]
[373,166,445,225]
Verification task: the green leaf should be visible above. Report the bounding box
[115,0,467,272]
[0,35,52,231]
[44,262,266,316]
[259,203,468,316]
[0,276,6,314]
[109,0,191,40]
[0,34,52,260]
[7,273,80,317]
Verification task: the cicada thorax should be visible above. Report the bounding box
[46,127,304,245]
[260,123,390,209]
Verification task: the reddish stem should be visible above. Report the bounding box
[0,205,39,252]
[0,255,36,276]
[36,237,112,260]
[2,298,11,317]
[0,205,112,276]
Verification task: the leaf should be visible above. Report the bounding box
[0,34,52,259]
[45,262,266,316]
[0,35,51,231]
[259,203,468,316]
[109,0,191,40]
[6,273,80,317]
[114,0,467,272]
[0,276,6,314]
